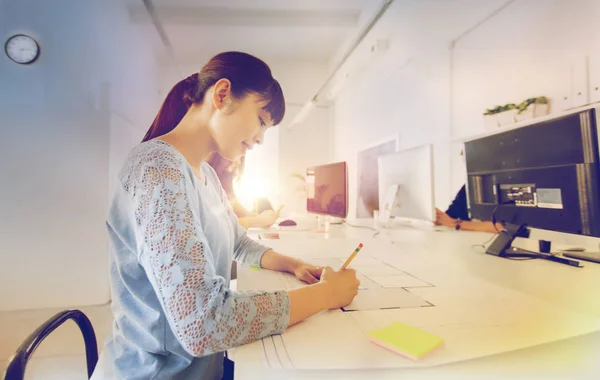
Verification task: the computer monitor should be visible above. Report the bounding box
[306,162,348,218]
[465,108,600,237]
[377,144,435,223]
[356,137,399,218]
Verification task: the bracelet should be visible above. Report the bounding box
[455,218,462,230]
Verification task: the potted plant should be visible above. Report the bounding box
[514,96,550,122]
[483,96,551,129]
[483,103,518,129]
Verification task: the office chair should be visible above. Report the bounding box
[3,309,98,380]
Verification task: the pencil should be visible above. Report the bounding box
[340,243,364,270]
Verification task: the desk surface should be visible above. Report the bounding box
[232,221,600,379]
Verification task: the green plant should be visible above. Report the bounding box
[516,96,549,114]
[483,103,517,116]
[483,96,549,116]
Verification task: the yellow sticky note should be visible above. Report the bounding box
[249,266,261,271]
[368,321,444,361]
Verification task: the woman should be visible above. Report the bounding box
[206,152,281,229]
[92,52,359,380]
[435,185,503,232]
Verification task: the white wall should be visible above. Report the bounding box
[334,49,452,219]
[331,0,463,218]
[329,0,600,218]
[273,62,331,216]
[453,0,600,140]
[451,0,600,190]
[0,0,159,311]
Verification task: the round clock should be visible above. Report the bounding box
[5,34,40,64]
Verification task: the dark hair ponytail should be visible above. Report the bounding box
[142,51,285,142]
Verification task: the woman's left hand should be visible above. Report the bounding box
[292,262,323,284]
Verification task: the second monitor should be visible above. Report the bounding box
[378,144,435,224]
[306,161,348,219]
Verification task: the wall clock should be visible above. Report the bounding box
[5,34,40,64]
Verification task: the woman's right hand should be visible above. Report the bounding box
[319,267,360,309]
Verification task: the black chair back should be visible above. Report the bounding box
[3,309,98,380]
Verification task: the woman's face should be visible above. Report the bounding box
[209,79,274,161]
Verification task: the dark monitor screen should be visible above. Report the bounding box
[306,162,348,218]
[465,109,600,237]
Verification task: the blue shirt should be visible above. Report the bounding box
[91,140,290,380]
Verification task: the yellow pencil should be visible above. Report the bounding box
[340,243,364,270]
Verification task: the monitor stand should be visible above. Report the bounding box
[315,215,332,233]
[311,215,346,233]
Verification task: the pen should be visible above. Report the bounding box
[543,254,583,268]
[340,243,363,270]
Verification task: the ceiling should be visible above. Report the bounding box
[124,0,513,113]
[126,0,377,66]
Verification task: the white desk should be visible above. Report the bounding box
[232,222,600,379]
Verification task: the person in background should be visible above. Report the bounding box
[92,51,359,380]
[435,185,504,233]
[206,152,281,229]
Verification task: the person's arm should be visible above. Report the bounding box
[224,196,320,283]
[238,209,282,229]
[287,283,332,326]
[230,198,256,218]
[457,219,503,233]
[220,187,359,322]
[230,197,257,229]
[238,214,272,230]
[435,208,502,233]
[237,215,254,229]
[259,249,302,273]
[215,183,284,265]
[131,155,290,357]
[286,267,359,326]
[229,197,281,229]
[260,249,321,284]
